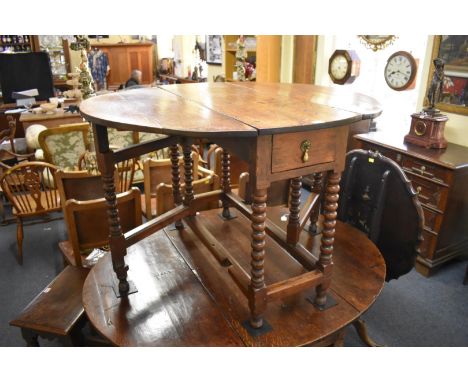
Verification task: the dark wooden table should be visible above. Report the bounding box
[80,83,382,333]
[83,208,385,346]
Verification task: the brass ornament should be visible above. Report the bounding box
[358,35,397,52]
[300,140,311,163]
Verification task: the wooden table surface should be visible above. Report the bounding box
[82,208,385,346]
[80,83,381,137]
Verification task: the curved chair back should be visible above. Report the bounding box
[0,161,61,217]
[338,149,424,281]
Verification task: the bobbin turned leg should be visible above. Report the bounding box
[221,149,235,219]
[182,142,194,207]
[93,124,130,295]
[315,171,340,307]
[170,144,184,229]
[287,176,302,245]
[248,187,268,329]
[309,172,324,234]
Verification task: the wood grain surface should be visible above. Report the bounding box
[80,83,381,138]
[82,208,385,346]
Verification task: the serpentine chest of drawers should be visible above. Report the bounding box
[356,131,468,276]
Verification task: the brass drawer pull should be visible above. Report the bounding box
[416,186,422,195]
[300,140,311,163]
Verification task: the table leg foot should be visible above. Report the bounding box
[112,279,138,298]
[307,292,338,311]
[242,318,272,337]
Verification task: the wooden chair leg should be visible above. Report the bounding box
[352,318,384,347]
[16,217,24,265]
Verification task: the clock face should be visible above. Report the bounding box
[330,55,349,81]
[385,52,417,90]
[414,121,427,136]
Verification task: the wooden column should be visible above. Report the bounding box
[309,172,324,233]
[221,149,232,219]
[287,176,302,245]
[93,124,129,294]
[248,187,268,328]
[315,171,340,307]
[183,142,194,206]
[170,144,183,229]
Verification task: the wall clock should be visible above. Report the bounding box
[384,51,418,91]
[328,50,360,85]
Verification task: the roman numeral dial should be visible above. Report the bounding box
[384,51,418,91]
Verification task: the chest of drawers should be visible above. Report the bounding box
[355,132,468,277]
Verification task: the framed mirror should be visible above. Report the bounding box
[426,35,468,116]
[358,35,397,52]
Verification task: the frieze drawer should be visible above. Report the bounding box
[271,127,347,173]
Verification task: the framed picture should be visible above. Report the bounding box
[425,35,468,115]
[206,35,222,65]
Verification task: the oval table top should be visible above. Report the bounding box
[82,208,385,346]
[80,83,382,138]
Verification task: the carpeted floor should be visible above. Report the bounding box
[0,201,467,347]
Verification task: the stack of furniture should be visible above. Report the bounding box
[79,82,383,337]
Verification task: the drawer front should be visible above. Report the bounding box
[421,206,441,233]
[271,127,345,173]
[419,229,438,259]
[406,172,447,211]
[401,156,450,185]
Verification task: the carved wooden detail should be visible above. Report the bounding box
[315,171,340,307]
[309,172,324,233]
[287,176,302,245]
[170,144,184,229]
[221,149,232,219]
[249,187,268,328]
[183,143,194,206]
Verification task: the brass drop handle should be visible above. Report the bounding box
[416,186,422,195]
[300,140,311,163]
[420,166,426,173]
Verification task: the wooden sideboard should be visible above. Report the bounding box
[91,43,154,87]
[355,131,468,277]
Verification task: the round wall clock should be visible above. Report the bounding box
[384,51,418,91]
[328,50,360,85]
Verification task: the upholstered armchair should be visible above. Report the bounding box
[38,123,90,171]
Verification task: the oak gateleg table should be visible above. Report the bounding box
[79,82,383,340]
